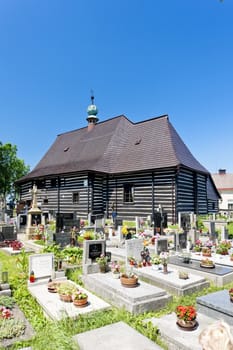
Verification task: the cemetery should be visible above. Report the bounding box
[1,209,233,349]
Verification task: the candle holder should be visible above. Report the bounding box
[2,271,8,283]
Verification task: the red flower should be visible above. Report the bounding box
[175,305,197,321]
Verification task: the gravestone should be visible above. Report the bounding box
[174,232,187,251]
[114,218,123,230]
[28,253,54,282]
[0,225,16,241]
[82,239,106,275]
[125,239,143,267]
[55,231,71,247]
[209,221,216,243]
[135,217,140,233]
[221,226,228,241]
[187,228,198,246]
[95,218,104,232]
[154,238,168,255]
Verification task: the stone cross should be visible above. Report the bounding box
[30,184,38,209]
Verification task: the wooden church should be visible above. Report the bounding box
[16,97,220,226]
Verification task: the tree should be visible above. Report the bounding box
[0,142,30,210]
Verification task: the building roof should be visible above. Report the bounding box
[212,172,233,191]
[17,114,209,182]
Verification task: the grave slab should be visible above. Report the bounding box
[169,255,233,286]
[147,312,222,350]
[0,246,34,255]
[196,289,233,325]
[134,266,209,296]
[28,281,110,321]
[82,271,172,314]
[73,321,163,350]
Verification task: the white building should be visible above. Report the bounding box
[212,169,233,214]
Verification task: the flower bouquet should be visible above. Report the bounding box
[175,305,197,329]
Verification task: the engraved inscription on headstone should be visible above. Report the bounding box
[82,239,106,275]
[89,243,102,261]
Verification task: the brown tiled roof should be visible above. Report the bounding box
[17,114,209,182]
[212,173,233,190]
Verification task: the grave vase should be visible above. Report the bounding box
[99,264,107,273]
[163,264,168,274]
[73,297,88,307]
[176,318,197,331]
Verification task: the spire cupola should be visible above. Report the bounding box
[86,92,99,131]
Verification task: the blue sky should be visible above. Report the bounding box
[1,0,232,173]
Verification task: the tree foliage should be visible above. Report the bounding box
[0,142,30,207]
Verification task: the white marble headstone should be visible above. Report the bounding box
[125,239,143,267]
[29,253,54,280]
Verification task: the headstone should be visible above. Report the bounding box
[114,218,123,230]
[209,221,216,242]
[55,231,71,247]
[178,212,192,231]
[221,226,228,241]
[29,253,54,281]
[188,228,199,245]
[135,217,140,232]
[125,239,144,267]
[154,237,168,255]
[95,218,104,232]
[82,239,106,275]
[174,232,187,251]
[0,225,16,241]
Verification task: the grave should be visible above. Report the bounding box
[146,312,220,350]
[169,255,233,287]
[196,289,233,326]
[73,321,163,350]
[134,265,209,296]
[82,271,172,314]
[27,252,110,320]
[28,281,110,321]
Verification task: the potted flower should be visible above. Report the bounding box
[193,239,202,252]
[202,246,212,257]
[128,256,137,266]
[229,288,233,302]
[96,254,108,273]
[9,240,23,251]
[216,240,231,255]
[33,224,44,240]
[47,280,61,293]
[57,281,77,302]
[111,261,121,278]
[72,290,88,307]
[120,271,138,287]
[175,305,197,329]
[178,270,189,280]
[151,255,161,270]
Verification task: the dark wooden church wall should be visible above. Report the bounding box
[91,173,104,215]
[176,168,195,213]
[105,169,176,222]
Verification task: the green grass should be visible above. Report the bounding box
[1,250,232,350]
